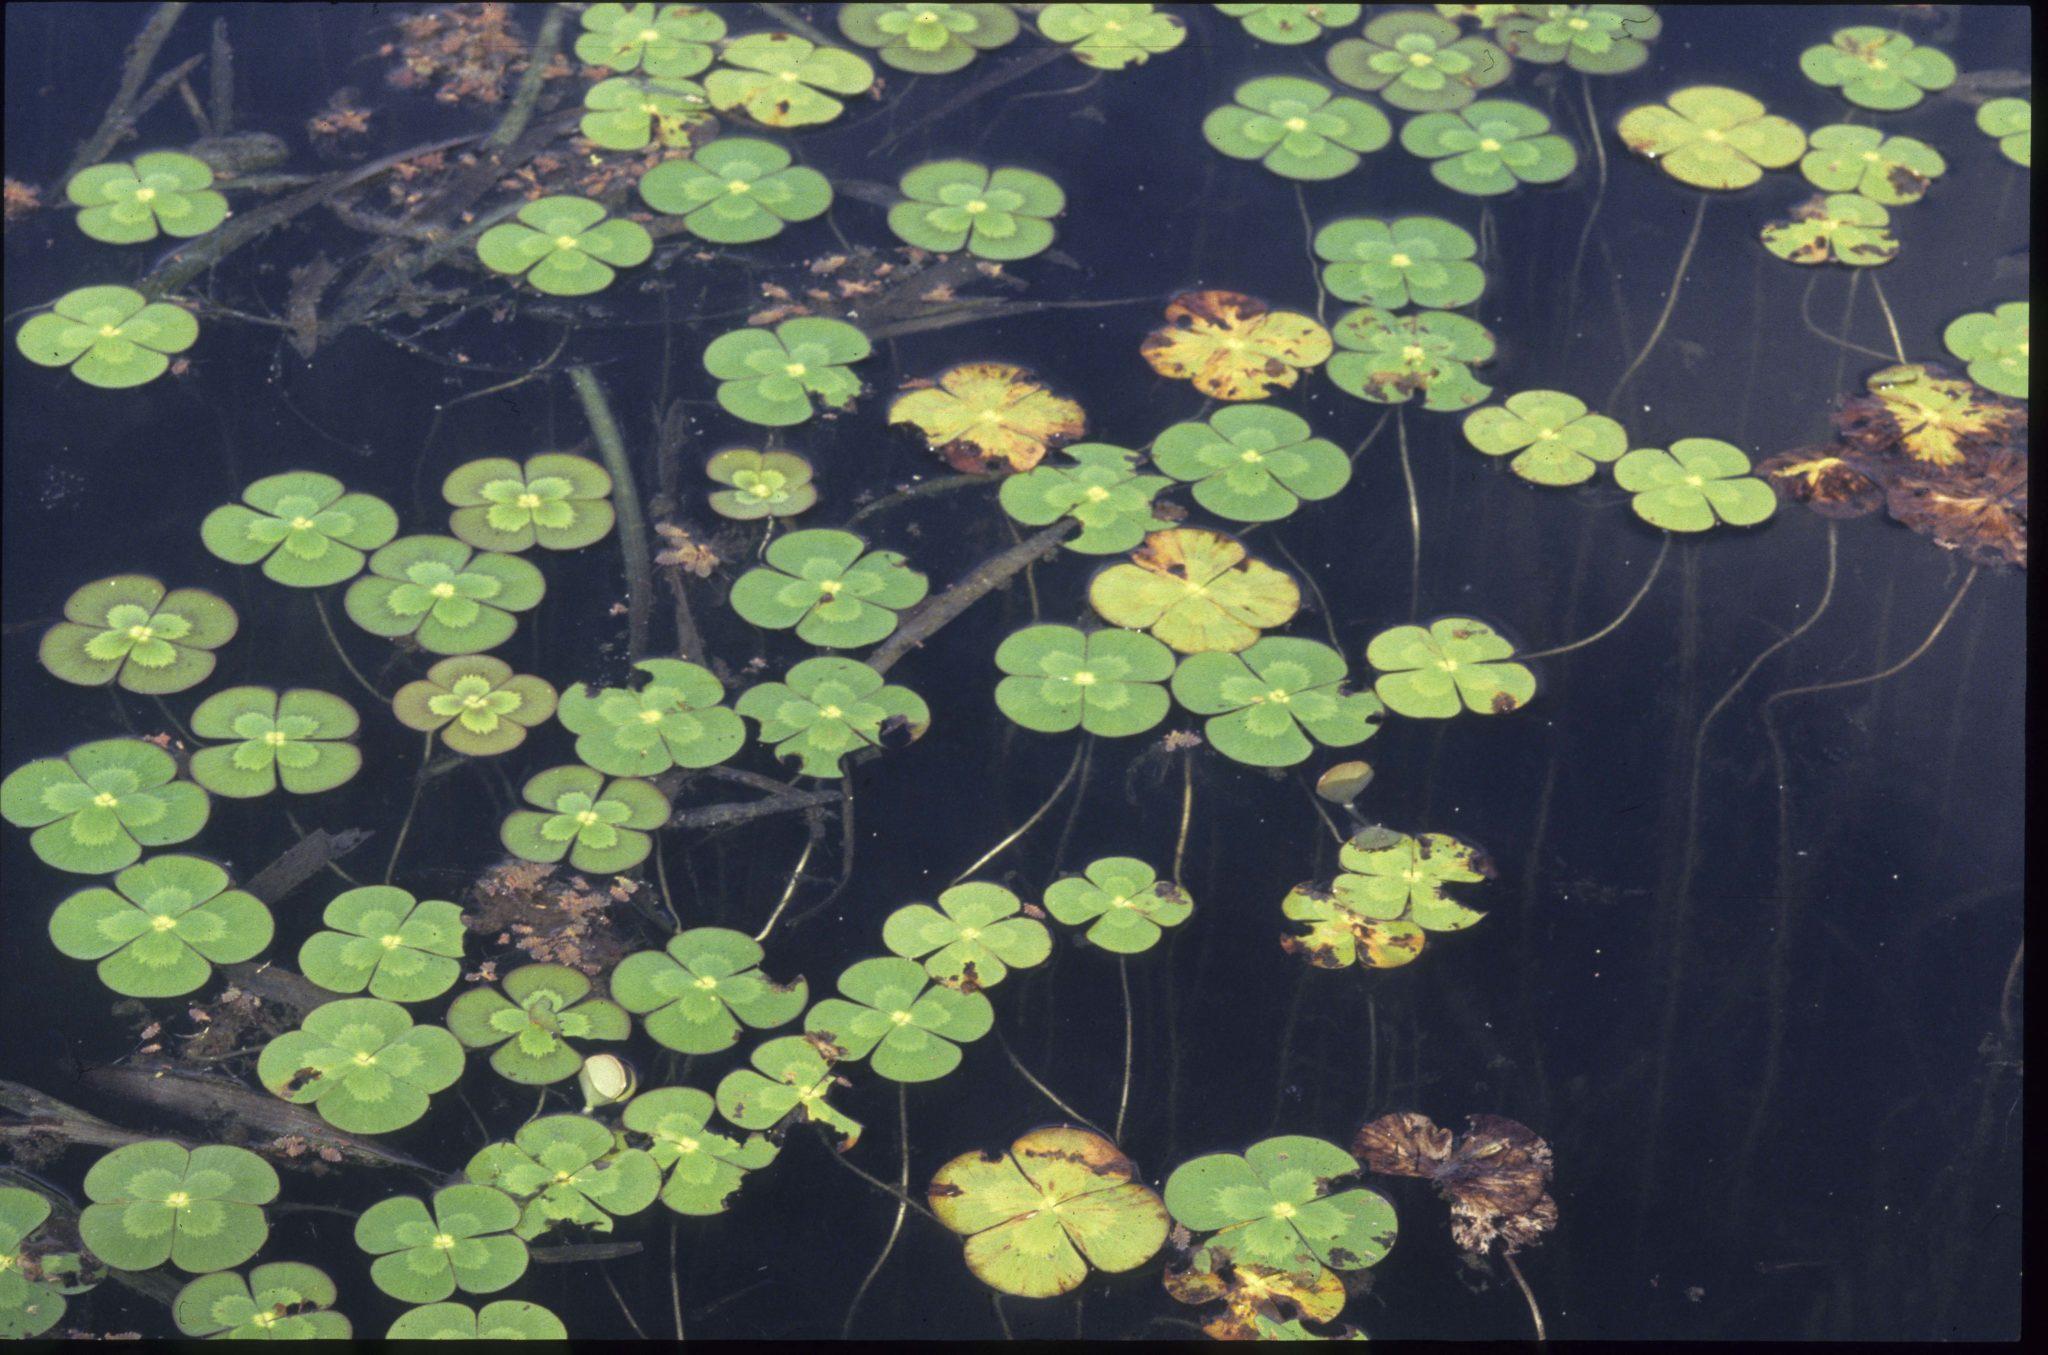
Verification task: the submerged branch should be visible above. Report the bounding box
[64,2,190,180]
[570,365,654,661]
[870,521,1075,673]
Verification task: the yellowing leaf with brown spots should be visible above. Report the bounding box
[888,363,1087,472]
[1140,291,1332,401]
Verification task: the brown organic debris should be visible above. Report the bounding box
[382,3,538,106]
[1354,1112,1558,1256]
[465,860,632,975]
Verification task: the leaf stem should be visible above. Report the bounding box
[1869,274,1909,364]
[311,591,388,704]
[948,738,1086,884]
[1604,193,1707,414]
[1519,535,1671,660]
[1504,1252,1548,1342]
[841,1085,911,1339]
[1396,408,1421,620]
[1115,956,1134,1143]
[383,729,434,885]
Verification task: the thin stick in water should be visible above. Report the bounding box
[311,591,387,703]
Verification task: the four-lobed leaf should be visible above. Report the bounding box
[394,656,559,757]
[1976,98,2030,167]
[188,686,361,798]
[1616,85,1805,190]
[704,317,870,426]
[257,997,464,1134]
[579,74,712,151]
[994,624,1176,737]
[68,152,228,243]
[355,1185,527,1304]
[299,885,466,1002]
[1090,528,1300,655]
[714,1034,863,1149]
[1336,831,1490,932]
[80,1141,277,1274]
[708,448,817,519]
[1141,290,1332,402]
[1163,1136,1397,1276]
[728,529,927,649]
[1760,193,1899,268]
[1461,389,1626,485]
[1366,617,1534,718]
[16,286,198,388]
[1204,76,1391,181]
[574,3,725,77]
[621,1086,780,1215]
[1172,637,1385,768]
[465,1114,661,1241]
[889,362,1085,472]
[1313,215,1484,309]
[1043,856,1192,954]
[640,137,832,244]
[49,855,269,997]
[1497,3,1660,74]
[1152,406,1350,523]
[475,196,652,296]
[838,2,1019,74]
[446,963,631,1085]
[1613,438,1777,531]
[501,764,672,875]
[1942,302,2028,401]
[888,161,1064,261]
[737,657,930,778]
[705,33,875,128]
[1038,3,1188,70]
[344,535,545,655]
[1328,307,1495,410]
[1799,124,1946,206]
[442,454,615,553]
[1326,11,1510,112]
[3,738,211,875]
[201,471,398,586]
[1400,98,1576,195]
[1215,4,1361,46]
[172,1262,350,1340]
[39,575,236,694]
[612,928,808,1053]
[557,658,745,776]
[998,443,1172,554]
[805,955,995,1082]
[1799,26,1955,111]
[883,882,1052,990]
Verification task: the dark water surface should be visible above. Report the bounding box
[3,2,2026,1341]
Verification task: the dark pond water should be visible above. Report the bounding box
[2,2,2026,1342]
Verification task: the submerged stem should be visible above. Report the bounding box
[753,821,820,943]
[568,365,653,661]
[1764,565,1977,709]
[1519,536,1671,660]
[1604,193,1707,414]
[1115,957,1134,1143]
[1396,409,1421,620]
[996,1026,1107,1136]
[1562,72,1609,338]
[311,591,387,703]
[1869,274,1909,364]
[841,1085,911,1339]
[383,730,435,885]
[1172,752,1194,889]
[1504,1252,1548,1342]
[1296,182,1326,324]
[949,739,1086,884]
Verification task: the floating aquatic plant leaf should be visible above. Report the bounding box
[1326,11,1510,112]
[1038,3,1187,69]
[443,453,615,553]
[1799,125,1946,206]
[49,855,269,997]
[1337,831,1489,931]
[1315,760,1373,804]
[705,33,874,127]
[394,656,558,757]
[446,963,630,1085]
[0,1188,87,1339]
[888,160,1064,261]
[638,136,832,244]
[189,687,360,798]
[1761,193,1899,267]
[345,535,545,655]
[737,657,930,778]
[38,575,236,694]
[1613,439,1777,531]
[173,1262,350,1339]
[501,765,672,875]
[1976,97,2030,167]
[707,449,817,519]
[1044,855,1191,954]
[621,1086,780,1215]
[1496,3,1660,74]
[889,363,1085,472]
[1142,291,1333,402]
[466,1114,661,1241]
[1204,76,1391,181]
[557,658,745,776]
[1799,26,1955,111]
[257,997,464,1134]
[1154,406,1350,522]
[714,1034,863,1148]
[1616,85,1805,190]
[613,928,808,1053]
[1943,302,2029,400]
[704,317,870,426]
[1354,1113,1556,1255]
[1090,528,1300,654]
[81,1142,276,1274]
[1173,637,1384,768]
[1461,389,1626,485]
[15,286,197,388]
[884,882,1051,991]
[1163,1137,1397,1275]
[574,2,725,78]
[476,195,651,296]
[1400,98,1575,195]
[805,955,994,1082]
[3,738,211,875]
[67,152,227,244]
[995,624,1175,737]
[1312,215,1483,309]
[931,1127,1169,1298]
[999,443,1172,554]
[1754,449,1884,520]
[1163,1233,1349,1341]
[1281,878,1425,969]
[579,74,712,151]
[1328,307,1494,410]
[730,530,927,649]
[386,1299,565,1340]
[299,886,466,1002]
[1365,617,1533,717]
[355,1185,527,1304]
[837,2,1019,73]
[200,471,398,587]
[1215,3,1361,45]
[1838,363,2027,469]
[1884,452,2027,571]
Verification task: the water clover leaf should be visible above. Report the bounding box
[344,535,545,655]
[1203,76,1391,181]
[49,855,270,997]
[1043,855,1192,954]
[1799,125,1946,206]
[1172,638,1384,768]
[256,998,463,1134]
[354,1185,527,1304]
[39,575,236,693]
[579,74,712,151]
[883,882,1051,991]
[200,471,398,587]
[1163,1136,1397,1276]
[1153,406,1351,523]
[1365,617,1533,718]
[621,1087,780,1215]
[1461,389,1626,485]
[394,656,558,757]
[1942,302,2028,400]
[1616,86,1806,191]
[465,1114,661,1241]
[1215,4,1361,46]
[1326,11,1510,113]
[838,2,1020,74]
[1799,26,1955,111]
[298,886,466,1002]
[557,658,745,776]
[707,448,817,519]
[1141,290,1333,402]
[930,1127,1169,1298]
[443,453,615,553]
[15,286,198,388]
[714,1034,863,1148]
[173,1262,350,1339]
[705,33,875,128]
[1312,215,1483,309]
[1755,448,1885,521]
[994,624,1175,737]
[386,1299,565,1340]
[573,2,725,78]
[80,1141,277,1273]
[998,443,1172,554]
[0,1188,82,1339]
[1977,98,2030,167]
[2,738,210,874]
[1853,363,2024,468]
[1337,831,1489,932]
[803,955,994,1082]
[1089,528,1300,655]
[501,765,671,875]
[703,317,870,426]
[475,196,652,296]
[888,161,1065,261]
[1037,3,1187,70]
[1328,307,1495,410]
[638,137,833,244]
[1613,439,1777,532]
[889,362,1086,472]
[1496,3,1660,75]
[1164,1237,1350,1341]
[67,152,228,243]
[729,529,927,648]
[736,657,930,777]
[188,687,361,798]
[1400,98,1576,195]
[1282,878,1425,968]
[1761,193,1899,268]
[447,963,631,1085]
[612,927,808,1053]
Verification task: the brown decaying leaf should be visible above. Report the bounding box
[1139,289,1333,402]
[1755,448,1885,520]
[1354,1112,1558,1256]
[1884,451,2027,569]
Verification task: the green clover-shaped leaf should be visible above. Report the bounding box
[1089,528,1300,655]
[445,963,631,1085]
[501,765,672,875]
[200,471,398,586]
[299,885,466,1002]
[579,74,713,151]
[1613,438,1777,532]
[704,317,870,426]
[1497,3,1660,74]
[173,1262,350,1340]
[1616,85,1805,190]
[612,927,808,1053]
[67,152,227,244]
[394,656,558,757]
[1204,76,1391,181]
[1163,1136,1397,1275]
[889,160,1065,261]
[1335,830,1490,932]
[1976,97,2030,167]
[443,453,615,552]
[1326,11,1510,112]
[1761,193,1899,267]
[1799,124,1946,205]
[1328,307,1495,409]
[1215,3,1361,46]
[994,624,1175,737]
[705,33,874,127]
[81,1142,277,1274]
[1173,637,1384,767]
[256,997,464,1134]
[557,657,744,776]
[1043,856,1192,954]
[1365,617,1534,717]
[475,196,652,296]
[736,657,930,777]
[838,2,1019,74]
[883,882,1051,990]
[729,529,927,649]
[998,443,1172,554]
[707,448,818,519]
[620,1086,780,1215]
[574,3,726,77]
[1038,3,1187,70]
[16,286,198,388]
[49,855,269,997]
[465,1114,661,1240]
[1400,98,1576,195]
[804,955,994,1082]
[39,574,236,693]
[714,1035,863,1148]
[1799,26,1955,111]
[1313,215,1483,309]
[188,687,360,798]
[639,136,833,244]
[354,1185,527,1304]
[3,738,211,874]
[344,535,545,655]
[1942,302,2028,401]
[1153,405,1350,522]
[1461,389,1626,485]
